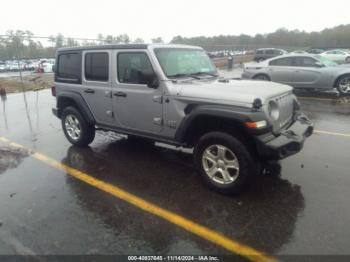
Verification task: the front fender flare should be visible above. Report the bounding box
[174,105,267,143]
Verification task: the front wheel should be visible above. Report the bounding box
[336,75,350,95]
[194,132,256,194]
[61,106,95,146]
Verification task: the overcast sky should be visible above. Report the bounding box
[1,0,349,42]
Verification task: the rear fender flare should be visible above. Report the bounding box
[56,92,95,124]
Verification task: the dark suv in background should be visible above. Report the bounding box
[254,48,287,62]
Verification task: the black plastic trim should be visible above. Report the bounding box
[57,44,148,52]
[255,113,313,160]
[175,105,268,143]
[55,92,95,124]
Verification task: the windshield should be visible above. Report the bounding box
[315,55,338,66]
[154,48,217,78]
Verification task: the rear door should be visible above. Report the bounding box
[112,50,163,134]
[267,57,295,84]
[291,56,323,88]
[81,50,113,125]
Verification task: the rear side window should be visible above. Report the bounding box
[85,52,109,81]
[294,57,318,67]
[269,57,293,66]
[56,52,81,83]
[256,50,263,55]
[117,52,154,85]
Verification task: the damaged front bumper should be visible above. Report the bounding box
[256,113,314,160]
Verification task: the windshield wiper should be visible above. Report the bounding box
[168,73,201,79]
[190,72,219,77]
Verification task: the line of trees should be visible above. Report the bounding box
[170,24,350,51]
[1,24,350,60]
[0,30,164,60]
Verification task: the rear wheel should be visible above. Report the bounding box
[61,106,95,146]
[253,74,270,81]
[194,132,256,194]
[336,75,350,95]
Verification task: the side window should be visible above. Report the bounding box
[265,49,274,55]
[275,49,282,54]
[56,52,81,83]
[294,57,318,67]
[85,52,109,81]
[117,53,154,85]
[269,58,293,66]
[256,50,263,55]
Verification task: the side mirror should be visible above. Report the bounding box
[147,75,159,89]
[52,65,56,73]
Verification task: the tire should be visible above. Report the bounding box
[61,106,95,146]
[346,57,350,64]
[193,132,256,194]
[253,74,270,81]
[336,74,350,95]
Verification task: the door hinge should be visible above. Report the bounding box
[106,110,114,118]
[152,95,163,103]
[153,117,163,126]
[105,91,112,98]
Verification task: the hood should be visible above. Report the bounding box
[177,79,293,106]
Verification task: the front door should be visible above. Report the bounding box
[81,50,113,125]
[112,51,163,135]
[291,57,323,88]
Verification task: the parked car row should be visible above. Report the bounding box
[242,53,350,94]
[254,48,350,64]
[208,50,249,58]
[0,58,55,73]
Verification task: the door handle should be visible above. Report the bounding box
[84,88,95,94]
[114,91,127,97]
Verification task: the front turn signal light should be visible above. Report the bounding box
[244,120,267,129]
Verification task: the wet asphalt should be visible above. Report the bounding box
[0,86,350,258]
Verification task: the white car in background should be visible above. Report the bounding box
[42,62,54,73]
[0,63,6,72]
[320,49,350,64]
[8,63,20,71]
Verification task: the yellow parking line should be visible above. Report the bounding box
[0,136,277,262]
[315,130,350,138]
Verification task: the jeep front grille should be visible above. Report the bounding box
[271,92,294,132]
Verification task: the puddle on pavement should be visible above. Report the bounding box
[0,147,29,175]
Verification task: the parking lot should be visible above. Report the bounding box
[0,75,350,261]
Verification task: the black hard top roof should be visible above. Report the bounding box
[57,44,149,52]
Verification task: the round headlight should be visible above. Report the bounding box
[268,100,280,121]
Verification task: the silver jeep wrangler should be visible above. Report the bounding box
[52,44,313,194]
